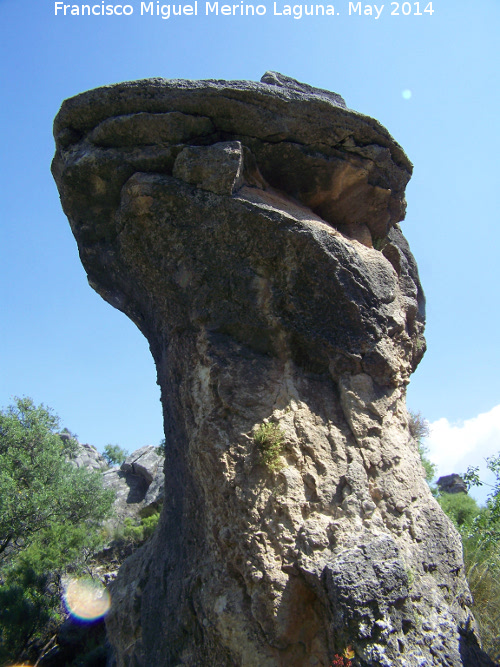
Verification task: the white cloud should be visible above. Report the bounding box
[426,404,500,505]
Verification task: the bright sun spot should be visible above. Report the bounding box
[63,578,111,621]
[402,89,412,100]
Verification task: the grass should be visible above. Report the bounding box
[254,422,285,472]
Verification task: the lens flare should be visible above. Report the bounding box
[63,578,111,621]
[402,89,412,100]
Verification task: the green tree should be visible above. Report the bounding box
[0,397,115,664]
[102,443,129,466]
[0,398,114,562]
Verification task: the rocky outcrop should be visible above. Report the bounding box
[67,440,164,524]
[438,474,469,495]
[64,437,108,471]
[102,445,165,524]
[53,73,492,666]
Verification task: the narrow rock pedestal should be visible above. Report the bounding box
[53,73,492,666]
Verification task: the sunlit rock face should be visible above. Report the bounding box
[101,445,165,527]
[53,73,491,666]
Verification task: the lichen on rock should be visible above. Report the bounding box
[52,72,492,666]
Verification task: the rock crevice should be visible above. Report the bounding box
[53,72,491,666]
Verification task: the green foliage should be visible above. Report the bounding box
[156,438,166,456]
[0,398,115,563]
[456,534,500,660]
[437,492,482,528]
[463,465,482,490]
[462,536,500,661]
[254,422,286,472]
[0,565,59,665]
[438,455,500,660]
[141,512,160,538]
[460,456,500,656]
[408,414,500,658]
[102,443,128,466]
[0,397,115,665]
[59,427,79,451]
[408,410,436,483]
[418,443,437,484]
[463,454,500,542]
[117,511,161,545]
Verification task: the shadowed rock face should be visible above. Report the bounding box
[52,73,491,666]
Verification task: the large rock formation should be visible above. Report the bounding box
[52,73,492,666]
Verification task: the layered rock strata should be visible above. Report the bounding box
[53,73,491,666]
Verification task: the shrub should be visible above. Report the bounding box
[408,410,430,441]
[122,518,144,543]
[254,422,285,471]
[102,444,128,466]
[120,511,161,545]
[438,492,482,528]
[408,410,436,483]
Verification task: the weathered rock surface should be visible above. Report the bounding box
[65,438,108,471]
[102,446,164,524]
[53,73,492,666]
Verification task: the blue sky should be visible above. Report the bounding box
[1,0,498,503]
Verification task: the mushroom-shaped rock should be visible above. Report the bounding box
[52,73,491,667]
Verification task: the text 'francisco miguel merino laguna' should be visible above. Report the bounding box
[54,1,435,17]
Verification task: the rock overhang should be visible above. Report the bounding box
[52,71,412,246]
[52,72,424,389]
